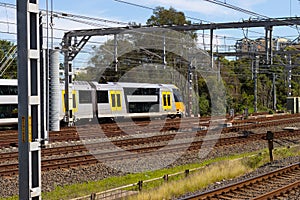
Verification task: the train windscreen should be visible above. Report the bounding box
[173,89,183,102]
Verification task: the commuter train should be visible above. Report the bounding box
[0,79,185,126]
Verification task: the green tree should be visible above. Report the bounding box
[147,7,188,25]
[146,6,197,39]
[85,6,198,83]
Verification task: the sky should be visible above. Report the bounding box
[40,0,300,23]
[0,0,300,67]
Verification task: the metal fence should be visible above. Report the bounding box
[71,166,205,200]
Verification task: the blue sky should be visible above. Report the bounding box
[1,0,300,41]
[42,0,300,23]
[0,0,300,67]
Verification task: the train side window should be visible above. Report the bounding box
[97,91,109,103]
[111,94,116,107]
[79,90,92,104]
[0,85,18,95]
[124,88,159,95]
[116,94,121,107]
[73,93,76,109]
[0,104,18,118]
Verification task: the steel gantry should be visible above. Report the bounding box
[61,17,300,123]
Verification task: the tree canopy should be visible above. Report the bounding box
[146,7,190,26]
[147,7,197,39]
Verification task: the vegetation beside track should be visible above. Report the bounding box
[0,146,299,200]
[130,145,300,200]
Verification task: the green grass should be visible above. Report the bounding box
[129,146,300,200]
[1,145,299,200]
[242,145,300,170]
[130,159,251,200]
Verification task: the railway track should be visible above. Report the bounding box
[183,162,300,200]
[0,129,299,177]
[0,114,300,148]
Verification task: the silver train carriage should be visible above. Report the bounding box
[0,79,18,125]
[0,79,185,125]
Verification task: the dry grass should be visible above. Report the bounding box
[129,159,251,200]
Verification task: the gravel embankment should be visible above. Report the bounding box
[0,122,299,198]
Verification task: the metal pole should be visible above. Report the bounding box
[17,0,42,199]
[287,55,292,97]
[40,13,48,145]
[114,34,118,72]
[194,69,200,117]
[273,73,277,111]
[63,35,74,126]
[163,33,166,68]
[269,26,273,65]
[217,57,220,82]
[254,56,259,113]
[188,63,193,117]
[49,49,60,131]
[265,27,269,65]
[210,28,214,68]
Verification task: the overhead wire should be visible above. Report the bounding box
[0,0,291,48]
[203,0,269,19]
[0,0,299,70]
[112,0,299,50]
[203,0,300,29]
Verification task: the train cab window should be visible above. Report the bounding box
[0,85,18,95]
[97,91,109,103]
[79,90,92,104]
[173,89,183,102]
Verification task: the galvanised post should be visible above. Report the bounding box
[17,0,42,199]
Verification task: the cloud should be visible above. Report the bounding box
[142,0,226,16]
[231,0,268,9]
[128,0,268,18]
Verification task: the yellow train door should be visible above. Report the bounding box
[162,91,172,110]
[110,90,122,111]
[61,90,78,113]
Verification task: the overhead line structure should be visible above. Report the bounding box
[215,50,300,57]
[63,17,300,37]
[61,17,300,124]
[63,17,300,63]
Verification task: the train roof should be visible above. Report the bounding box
[92,81,177,89]
[0,79,178,90]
